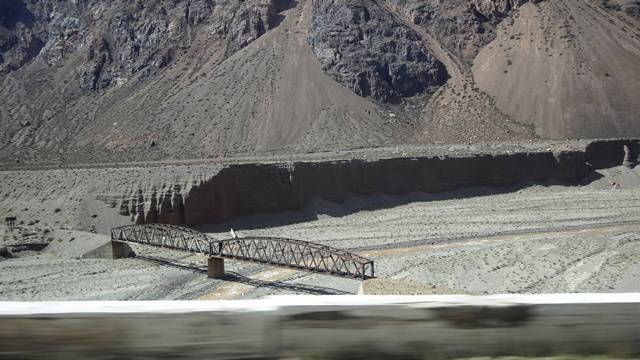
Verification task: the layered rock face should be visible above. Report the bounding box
[113,140,639,226]
[308,0,448,103]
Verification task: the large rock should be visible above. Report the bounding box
[309,0,448,103]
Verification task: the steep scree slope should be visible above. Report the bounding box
[473,0,640,139]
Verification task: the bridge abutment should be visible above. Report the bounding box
[208,257,225,279]
[82,241,134,259]
[112,241,130,259]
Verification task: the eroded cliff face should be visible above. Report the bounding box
[110,140,639,227]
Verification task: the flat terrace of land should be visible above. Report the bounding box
[1,161,639,300]
[0,139,596,171]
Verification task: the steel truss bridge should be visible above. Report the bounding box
[111,224,374,280]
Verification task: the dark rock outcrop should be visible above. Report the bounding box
[384,0,541,64]
[309,0,448,103]
[471,0,536,18]
[626,2,640,18]
[225,0,290,57]
[1,0,289,89]
[0,0,44,73]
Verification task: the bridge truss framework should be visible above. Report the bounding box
[111,224,374,280]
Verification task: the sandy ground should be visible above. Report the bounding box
[1,165,639,300]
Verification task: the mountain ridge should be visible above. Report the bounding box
[1,0,639,164]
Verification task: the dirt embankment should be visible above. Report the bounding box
[126,139,639,226]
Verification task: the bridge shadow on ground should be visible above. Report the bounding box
[138,255,351,295]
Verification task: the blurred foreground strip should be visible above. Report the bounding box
[1,294,639,360]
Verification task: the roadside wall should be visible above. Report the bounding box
[0,294,638,359]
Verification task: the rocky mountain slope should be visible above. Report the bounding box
[0,0,639,164]
[473,0,640,139]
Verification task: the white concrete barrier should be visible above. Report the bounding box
[1,294,639,359]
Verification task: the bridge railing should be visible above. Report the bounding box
[2,294,639,359]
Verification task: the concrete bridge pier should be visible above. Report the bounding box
[208,257,225,279]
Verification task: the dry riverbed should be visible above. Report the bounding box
[1,166,639,300]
